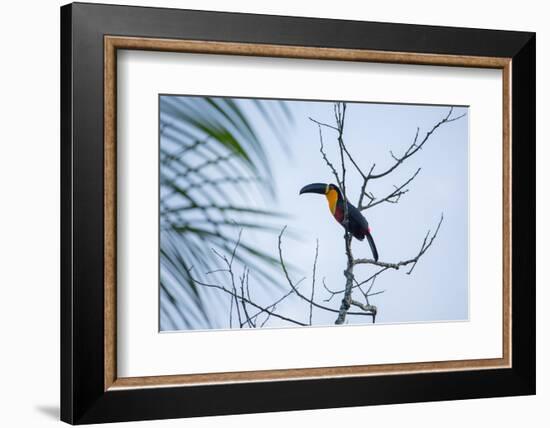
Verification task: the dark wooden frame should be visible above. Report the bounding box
[61,2,536,424]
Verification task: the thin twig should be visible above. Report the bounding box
[315,123,343,189]
[361,168,422,210]
[367,107,465,181]
[192,274,308,326]
[309,239,319,325]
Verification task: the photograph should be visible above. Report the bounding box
[159,95,469,331]
[55,2,535,424]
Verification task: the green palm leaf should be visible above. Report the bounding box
[160,95,294,330]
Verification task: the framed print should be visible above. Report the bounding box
[60,2,536,424]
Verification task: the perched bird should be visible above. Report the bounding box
[300,183,379,261]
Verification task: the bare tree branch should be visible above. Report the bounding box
[191,272,308,327]
[357,164,377,209]
[350,300,377,320]
[354,214,444,274]
[239,268,254,328]
[361,167,422,210]
[189,231,308,327]
[367,107,465,181]
[315,123,343,189]
[333,103,359,325]
[278,227,374,318]
[322,273,385,305]
[309,116,339,132]
[309,239,319,325]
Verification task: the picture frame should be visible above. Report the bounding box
[60,2,535,424]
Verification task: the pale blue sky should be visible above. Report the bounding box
[161,97,469,329]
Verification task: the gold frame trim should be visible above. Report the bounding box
[104,36,512,391]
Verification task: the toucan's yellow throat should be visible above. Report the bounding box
[325,188,339,214]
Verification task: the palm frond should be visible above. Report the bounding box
[160,95,294,330]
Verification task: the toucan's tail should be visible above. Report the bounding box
[366,231,379,261]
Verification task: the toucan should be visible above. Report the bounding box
[300,183,379,261]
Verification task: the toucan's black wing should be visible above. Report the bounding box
[346,202,369,231]
[346,202,379,261]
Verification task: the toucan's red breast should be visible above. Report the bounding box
[333,204,344,223]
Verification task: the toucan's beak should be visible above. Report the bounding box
[300,183,328,195]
